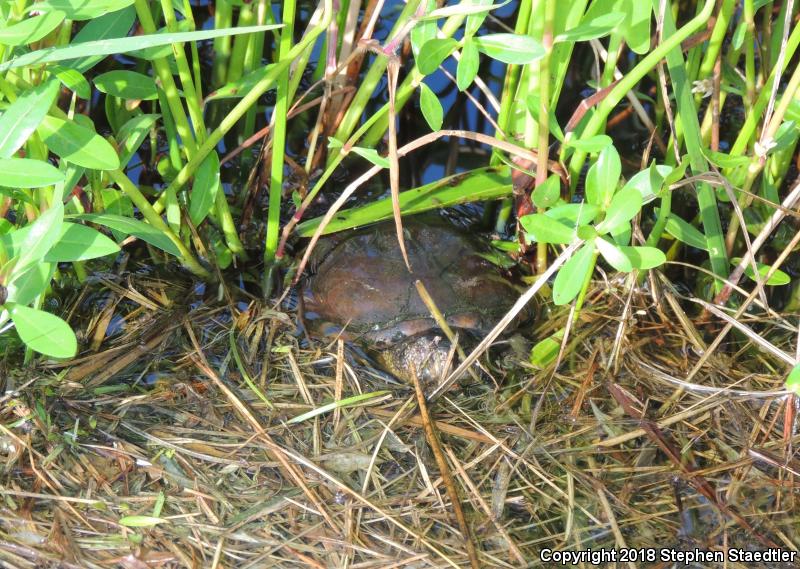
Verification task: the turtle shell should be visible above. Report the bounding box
[301,220,528,348]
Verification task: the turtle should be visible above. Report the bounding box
[300,218,531,385]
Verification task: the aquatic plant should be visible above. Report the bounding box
[0,0,796,391]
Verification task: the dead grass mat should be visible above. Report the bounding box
[0,275,797,568]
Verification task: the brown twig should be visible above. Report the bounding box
[411,366,481,569]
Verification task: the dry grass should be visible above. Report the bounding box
[0,271,797,568]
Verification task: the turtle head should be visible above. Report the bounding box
[376,332,453,387]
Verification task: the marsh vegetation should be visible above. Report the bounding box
[0,0,798,566]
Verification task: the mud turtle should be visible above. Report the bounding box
[301,219,529,384]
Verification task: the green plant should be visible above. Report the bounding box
[520,143,666,308]
[0,0,330,357]
[0,0,798,367]
[0,203,119,358]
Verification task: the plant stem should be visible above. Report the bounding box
[228,4,255,85]
[646,190,672,249]
[656,0,728,287]
[159,0,206,143]
[109,170,210,278]
[264,0,296,268]
[212,0,233,86]
[572,248,598,324]
[133,0,198,156]
[695,0,735,98]
[161,0,332,201]
[491,0,530,233]
[534,0,555,275]
[567,0,715,184]
[743,0,757,110]
[728,19,800,157]
[331,0,422,148]
[243,0,270,140]
[724,57,800,251]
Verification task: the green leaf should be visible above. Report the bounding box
[555,12,625,43]
[0,11,65,46]
[545,203,600,226]
[118,516,168,527]
[0,24,283,72]
[596,237,632,272]
[99,188,132,216]
[107,94,135,134]
[663,156,690,186]
[0,80,60,158]
[0,220,99,259]
[34,0,134,20]
[98,188,133,241]
[563,134,612,152]
[117,114,160,166]
[785,364,800,396]
[457,39,480,91]
[753,0,773,11]
[622,162,672,201]
[532,175,560,208]
[38,115,120,171]
[479,247,516,268]
[189,151,220,226]
[350,146,390,169]
[772,120,799,153]
[288,391,390,424]
[45,224,121,261]
[585,144,621,207]
[465,0,497,36]
[550,114,565,142]
[704,148,749,168]
[595,188,641,234]
[58,163,85,204]
[577,225,598,241]
[0,187,36,205]
[6,263,54,306]
[94,70,158,100]
[520,213,575,244]
[16,203,64,270]
[732,20,746,50]
[417,38,458,75]
[665,213,708,250]
[588,222,623,248]
[0,158,64,188]
[423,0,508,21]
[73,213,181,257]
[553,243,595,305]
[50,65,92,99]
[297,166,512,236]
[63,7,136,72]
[525,94,564,141]
[7,303,77,358]
[610,220,631,246]
[627,0,651,54]
[410,0,438,59]
[419,83,443,131]
[733,257,791,286]
[530,328,565,369]
[473,33,544,64]
[618,246,665,269]
[110,18,191,60]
